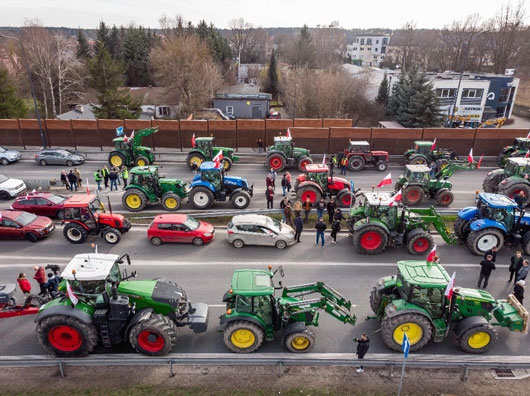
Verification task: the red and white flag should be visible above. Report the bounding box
[426,245,437,262]
[389,189,402,207]
[130,130,135,140]
[66,280,79,306]
[445,272,456,300]
[212,150,223,168]
[527,130,530,139]
[86,182,90,194]
[191,133,196,148]
[286,128,292,139]
[430,138,437,151]
[526,150,530,159]
[467,148,474,163]
[322,153,326,165]
[477,154,484,168]
[377,173,392,187]
[123,134,128,142]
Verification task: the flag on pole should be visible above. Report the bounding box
[66,281,79,306]
[123,133,128,142]
[430,138,437,151]
[477,154,484,168]
[389,189,402,206]
[322,153,326,165]
[116,126,124,136]
[426,245,437,262]
[286,128,292,139]
[191,133,196,148]
[212,150,223,168]
[377,173,392,187]
[402,332,410,359]
[527,130,530,139]
[130,130,135,140]
[526,150,530,159]
[445,272,456,300]
[467,148,474,163]
[86,181,90,194]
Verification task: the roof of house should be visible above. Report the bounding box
[56,104,163,120]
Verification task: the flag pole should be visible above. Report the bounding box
[397,355,407,396]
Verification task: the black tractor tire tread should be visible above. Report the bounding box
[63,223,89,244]
[407,232,434,255]
[135,155,150,166]
[108,151,126,167]
[467,228,504,256]
[454,218,471,240]
[502,183,530,207]
[457,323,497,354]
[409,155,427,165]
[223,320,264,353]
[284,327,316,353]
[122,189,148,212]
[103,228,122,244]
[369,286,383,315]
[353,225,389,255]
[222,157,233,172]
[186,153,206,169]
[297,156,313,172]
[348,155,365,172]
[129,313,178,356]
[381,313,433,352]
[435,189,454,207]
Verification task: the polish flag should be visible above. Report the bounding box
[130,130,135,140]
[426,245,437,262]
[526,150,530,159]
[123,134,128,142]
[477,154,484,168]
[377,173,392,187]
[213,150,224,168]
[86,182,90,194]
[527,130,530,139]
[191,133,196,148]
[430,138,437,151]
[66,280,79,306]
[445,272,456,300]
[389,189,402,207]
[467,148,473,163]
[322,153,326,165]
[286,128,292,139]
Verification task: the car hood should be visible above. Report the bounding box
[0,178,24,188]
[2,149,20,157]
[198,222,214,233]
[279,224,294,235]
[26,216,53,230]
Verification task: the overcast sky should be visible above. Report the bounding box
[1,0,521,29]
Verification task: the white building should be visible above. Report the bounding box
[346,34,390,67]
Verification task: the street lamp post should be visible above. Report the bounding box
[0,34,46,148]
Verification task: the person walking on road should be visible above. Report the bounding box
[102,165,110,189]
[33,266,46,297]
[266,175,274,191]
[316,198,326,220]
[509,251,524,283]
[477,254,496,289]
[17,273,31,297]
[109,169,118,191]
[330,208,343,244]
[284,202,293,229]
[294,213,303,243]
[67,170,78,191]
[268,168,277,190]
[121,166,129,189]
[517,260,529,282]
[354,333,370,373]
[280,196,291,222]
[315,217,327,247]
[285,171,292,193]
[303,198,312,223]
[281,173,289,196]
[484,247,498,262]
[514,280,525,304]
[94,169,103,191]
[265,186,274,209]
[327,198,337,225]
[60,170,70,190]
[293,199,302,218]
[340,155,348,176]
[73,167,82,187]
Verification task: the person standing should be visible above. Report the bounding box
[509,251,524,283]
[303,197,312,223]
[109,168,118,191]
[102,165,110,189]
[60,170,70,190]
[257,138,264,153]
[284,202,294,229]
[281,173,289,196]
[328,156,335,180]
[67,170,78,191]
[327,198,337,225]
[285,171,292,193]
[484,247,498,262]
[73,167,82,187]
[268,168,277,190]
[280,196,291,222]
[514,191,526,208]
[121,166,129,188]
[33,266,46,297]
[293,199,302,218]
[315,217,327,247]
[17,273,31,297]
[340,155,348,176]
[514,280,525,304]
[94,169,103,191]
[316,198,326,220]
[330,217,341,244]
[517,260,529,282]
[265,186,274,209]
[113,166,121,186]
[354,334,370,373]
[477,254,496,289]
[294,213,303,243]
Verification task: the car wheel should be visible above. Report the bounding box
[39,159,47,166]
[66,160,74,167]
[192,237,204,246]
[151,237,162,246]
[232,239,245,248]
[0,191,10,200]
[1,158,9,166]
[25,233,39,243]
[275,240,287,249]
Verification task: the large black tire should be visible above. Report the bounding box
[102,227,121,244]
[402,185,424,206]
[222,157,233,172]
[122,189,148,212]
[186,152,205,169]
[284,327,315,353]
[348,155,365,171]
[230,190,251,209]
[109,151,126,167]
[162,192,182,211]
[435,189,454,207]
[522,231,530,256]
[409,155,427,165]
[0,191,10,200]
[407,232,434,255]
[482,179,494,193]
[454,218,471,240]
[376,160,387,172]
[381,313,433,352]
[36,315,98,357]
[223,320,264,353]
[297,156,313,172]
[267,154,286,172]
[190,186,214,209]
[501,183,530,207]
[457,323,497,354]
[135,155,149,166]
[337,190,355,208]
[296,186,321,205]
[467,228,504,256]
[63,223,89,244]
[354,225,389,255]
[369,286,383,315]
[25,232,39,243]
[129,313,178,356]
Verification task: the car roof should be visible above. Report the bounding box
[63,194,96,207]
[231,214,271,226]
[230,269,274,296]
[305,164,328,172]
[406,164,430,172]
[14,192,55,200]
[349,141,369,145]
[507,157,530,166]
[0,209,24,219]
[153,214,189,223]
[200,161,221,171]
[61,253,120,281]
[479,192,518,209]
[397,260,450,288]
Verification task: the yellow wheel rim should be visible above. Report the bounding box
[223,160,230,170]
[110,155,122,167]
[165,197,177,209]
[126,194,142,209]
[467,331,491,349]
[190,156,203,166]
[393,322,423,345]
[137,159,146,166]
[291,336,310,350]
[230,329,255,349]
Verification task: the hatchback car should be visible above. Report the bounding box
[0,210,55,242]
[227,214,295,249]
[11,192,69,218]
[35,149,85,166]
[0,146,22,165]
[148,214,214,246]
[0,174,26,200]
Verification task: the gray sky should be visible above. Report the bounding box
[0,0,521,29]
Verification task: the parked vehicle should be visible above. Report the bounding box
[148,214,214,246]
[108,127,157,168]
[0,174,26,200]
[0,146,21,165]
[497,137,530,167]
[266,136,312,172]
[0,210,54,242]
[483,157,530,207]
[227,214,295,249]
[404,141,457,165]
[294,164,354,207]
[344,141,388,172]
[35,149,85,166]
[186,137,239,171]
[11,192,68,218]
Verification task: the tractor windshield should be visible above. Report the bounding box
[107,261,122,283]
[89,198,104,214]
[505,161,517,176]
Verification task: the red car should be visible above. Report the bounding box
[11,192,68,219]
[148,214,214,246]
[0,210,55,242]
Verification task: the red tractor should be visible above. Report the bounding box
[344,141,389,172]
[294,164,355,207]
[62,194,131,244]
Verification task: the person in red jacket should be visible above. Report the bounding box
[33,266,46,296]
[17,273,31,296]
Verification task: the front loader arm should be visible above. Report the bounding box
[132,127,158,147]
[436,161,478,179]
[283,297,357,325]
[406,206,458,245]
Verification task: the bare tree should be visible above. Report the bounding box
[227,18,268,63]
[312,22,346,68]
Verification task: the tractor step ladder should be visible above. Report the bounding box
[95,308,112,347]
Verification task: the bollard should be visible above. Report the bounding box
[58,361,65,378]
[461,365,469,382]
[278,361,284,377]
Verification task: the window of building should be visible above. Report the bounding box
[436,89,456,98]
[352,47,357,51]
[226,106,234,115]
[360,47,364,51]
[382,38,388,45]
[462,89,483,98]
[381,46,386,54]
[374,47,378,52]
[374,56,378,60]
[499,87,510,103]
[356,38,359,43]
[368,47,372,51]
[376,39,379,44]
[360,38,365,45]
[367,38,372,45]
[157,106,170,117]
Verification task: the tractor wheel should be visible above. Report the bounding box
[522,232,530,256]
[376,160,387,172]
[402,186,424,206]
[122,189,147,212]
[267,154,286,171]
[337,190,355,207]
[407,232,434,255]
[381,313,433,352]
[394,182,402,191]
[369,286,383,315]
[348,155,365,172]
[162,192,182,211]
[297,156,313,172]
[482,179,495,193]
[502,183,530,207]
[63,223,88,244]
[223,320,264,353]
[457,323,497,354]
[296,186,321,205]
[109,151,126,167]
[354,225,389,255]
[102,228,121,244]
[467,228,504,256]
[435,189,454,207]
[230,190,251,209]
[129,313,178,356]
[190,186,214,209]
[284,327,315,353]
[135,155,149,167]
[187,153,205,169]
[454,218,471,240]
[36,315,98,357]
[409,155,427,165]
[222,157,233,172]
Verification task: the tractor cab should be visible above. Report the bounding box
[504,157,530,177]
[195,137,214,158]
[63,195,105,226]
[348,141,371,155]
[272,136,294,157]
[514,138,530,152]
[476,193,517,231]
[413,141,434,156]
[362,192,398,227]
[305,164,330,189]
[405,164,430,183]
[128,166,161,195]
[199,161,223,190]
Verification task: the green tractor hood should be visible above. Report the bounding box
[118,279,188,315]
[160,178,186,188]
[214,146,239,161]
[293,147,310,157]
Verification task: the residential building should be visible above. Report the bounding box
[345,34,390,67]
[56,104,177,120]
[212,92,271,119]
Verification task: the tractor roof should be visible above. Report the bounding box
[63,194,96,208]
[130,165,159,175]
[507,157,530,166]
[305,164,329,173]
[231,269,273,296]
[406,164,430,172]
[349,140,370,145]
[363,192,394,206]
[414,141,434,146]
[515,137,530,143]
[397,260,450,288]
[196,137,214,142]
[274,136,292,142]
[61,253,120,281]
[199,161,221,171]
[479,192,518,209]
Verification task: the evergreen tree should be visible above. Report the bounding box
[95,21,110,54]
[107,25,122,60]
[76,30,92,59]
[195,20,232,63]
[375,72,389,105]
[0,67,28,118]
[294,25,316,68]
[122,26,151,86]
[263,49,279,99]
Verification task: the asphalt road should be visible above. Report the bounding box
[0,228,526,357]
[0,160,491,212]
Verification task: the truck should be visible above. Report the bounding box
[108,127,157,167]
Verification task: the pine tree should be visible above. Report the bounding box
[294,25,316,68]
[76,30,92,59]
[263,49,279,99]
[107,25,122,60]
[375,72,389,105]
[122,26,151,86]
[0,67,28,118]
[95,21,110,54]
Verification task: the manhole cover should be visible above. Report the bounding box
[492,369,515,379]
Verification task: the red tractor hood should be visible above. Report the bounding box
[97,212,126,223]
[328,176,350,190]
[371,150,389,157]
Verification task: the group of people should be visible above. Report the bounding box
[17,265,62,299]
[93,165,129,191]
[60,168,83,191]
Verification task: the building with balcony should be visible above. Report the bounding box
[345,34,390,67]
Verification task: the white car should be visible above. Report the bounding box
[0,174,26,200]
[227,214,296,249]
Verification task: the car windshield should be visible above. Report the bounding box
[265,216,281,231]
[0,175,8,183]
[15,212,38,226]
[0,147,6,153]
[183,216,200,230]
[59,149,74,156]
[47,195,66,204]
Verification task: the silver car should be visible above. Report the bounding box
[0,146,21,165]
[35,149,85,166]
[227,214,295,249]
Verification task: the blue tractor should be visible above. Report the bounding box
[455,192,530,256]
[188,162,254,210]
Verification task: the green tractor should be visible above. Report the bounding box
[483,157,530,207]
[34,252,208,357]
[404,141,457,165]
[266,136,313,172]
[220,266,356,353]
[348,192,457,255]
[187,137,239,171]
[395,161,479,207]
[497,137,530,167]
[122,166,188,212]
[109,127,157,167]
[371,260,528,353]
